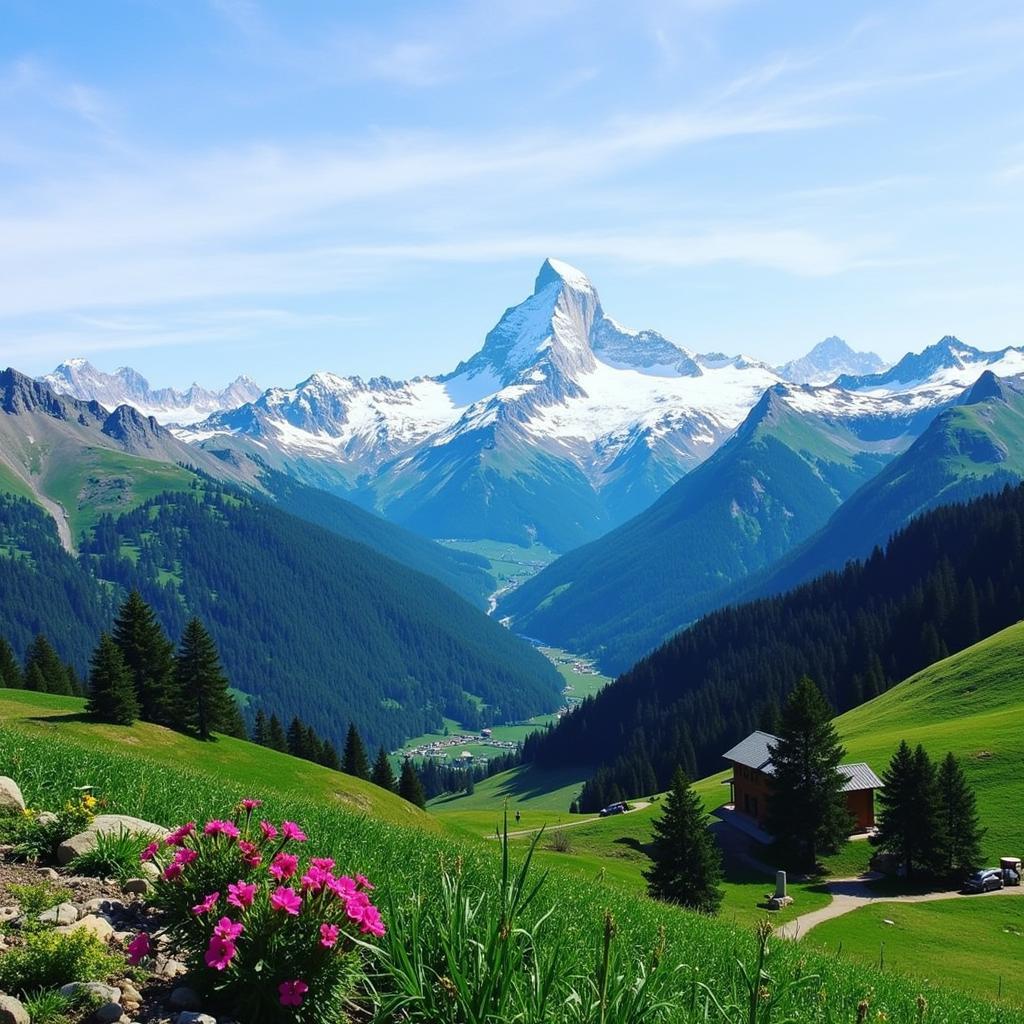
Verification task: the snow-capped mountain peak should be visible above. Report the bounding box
[43,360,261,425]
[777,336,886,385]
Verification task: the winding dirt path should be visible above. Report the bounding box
[778,877,1024,940]
[486,801,652,839]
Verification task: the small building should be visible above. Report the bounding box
[480,728,493,738]
[723,730,882,833]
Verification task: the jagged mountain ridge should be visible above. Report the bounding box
[43,359,261,425]
[776,335,886,384]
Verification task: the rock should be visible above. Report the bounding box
[81,897,125,916]
[59,982,121,1003]
[168,986,203,1011]
[56,815,164,866]
[154,955,187,978]
[119,981,142,1003]
[0,994,30,1024]
[35,810,58,826]
[94,1002,125,1023]
[121,878,150,896]
[63,914,115,942]
[0,906,19,922]
[139,860,160,880]
[176,1014,217,1024]
[39,901,79,925]
[35,866,60,880]
[0,777,25,814]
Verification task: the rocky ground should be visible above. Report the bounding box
[0,775,227,1024]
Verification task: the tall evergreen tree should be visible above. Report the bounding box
[874,741,941,878]
[0,637,22,688]
[85,633,139,725]
[371,746,397,792]
[251,709,270,747]
[766,676,852,867]
[643,766,723,914]
[317,737,342,772]
[342,722,371,779]
[174,618,239,740]
[267,713,288,752]
[24,635,72,694]
[287,717,310,759]
[112,590,177,725]
[935,752,985,877]
[398,759,427,809]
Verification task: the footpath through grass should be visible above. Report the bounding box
[0,691,1015,1024]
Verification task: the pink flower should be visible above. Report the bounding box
[192,891,220,915]
[311,857,335,872]
[301,865,332,892]
[345,891,370,924]
[270,885,302,916]
[165,822,196,846]
[280,821,307,842]
[327,875,358,900]
[214,916,244,941]
[319,922,339,948]
[163,863,183,881]
[227,880,257,909]
[204,819,240,839]
[140,841,160,863]
[269,851,299,880]
[355,873,375,891]
[126,932,151,965]
[240,798,262,811]
[173,847,198,865]
[360,905,386,938]
[278,980,309,1007]
[204,934,237,971]
[238,840,262,867]
[259,820,279,841]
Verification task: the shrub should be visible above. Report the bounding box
[0,930,124,995]
[0,792,98,862]
[548,828,573,853]
[6,882,72,930]
[70,828,150,881]
[133,798,385,1023]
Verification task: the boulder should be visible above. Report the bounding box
[94,1002,125,1023]
[38,901,79,925]
[35,866,60,880]
[0,995,29,1024]
[168,986,203,1011]
[0,777,25,814]
[59,981,121,1003]
[35,810,58,826]
[61,914,114,942]
[56,815,164,865]
[121,878,150,896]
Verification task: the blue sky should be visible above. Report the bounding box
[1,0,1023,389]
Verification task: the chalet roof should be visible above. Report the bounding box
[723,731,882,792]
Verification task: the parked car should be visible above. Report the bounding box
[599,802,627,817]
[963,868,1004,893]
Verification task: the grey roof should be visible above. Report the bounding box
[839,763,884,792]
[722,731,778,772]
[723,731,882,791]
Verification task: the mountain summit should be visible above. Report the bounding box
[777,336,886,385]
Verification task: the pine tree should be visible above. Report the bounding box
[174,618,238,741]
[287,716,308,759]
[398,759,426,809]
[317,738,342,772]
[342,722,371,780]
[252,709,270,746]
[874,741,941,878]
[0,638,23,688]
[935,752,985,877]
[643,766,723,914]
[112,590,177,725]
[371,747,397,792]
[765,676,853,868]
[85,633,140,725]
[24,635,68,694]
[267,713,288,752]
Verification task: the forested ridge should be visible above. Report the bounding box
[526,483,1024,810]
[0,485,562,751]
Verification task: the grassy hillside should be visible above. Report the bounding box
[0,691,1014,1023]
[0,690,432,830]
[500,389,896,674]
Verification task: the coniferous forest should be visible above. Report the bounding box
[0,484,562,752]
[526,483,1024,811]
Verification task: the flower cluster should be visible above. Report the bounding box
[129,798,385,1021]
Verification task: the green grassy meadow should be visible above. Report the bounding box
[0,688,1014,1022]
[810,895,1024,1006]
